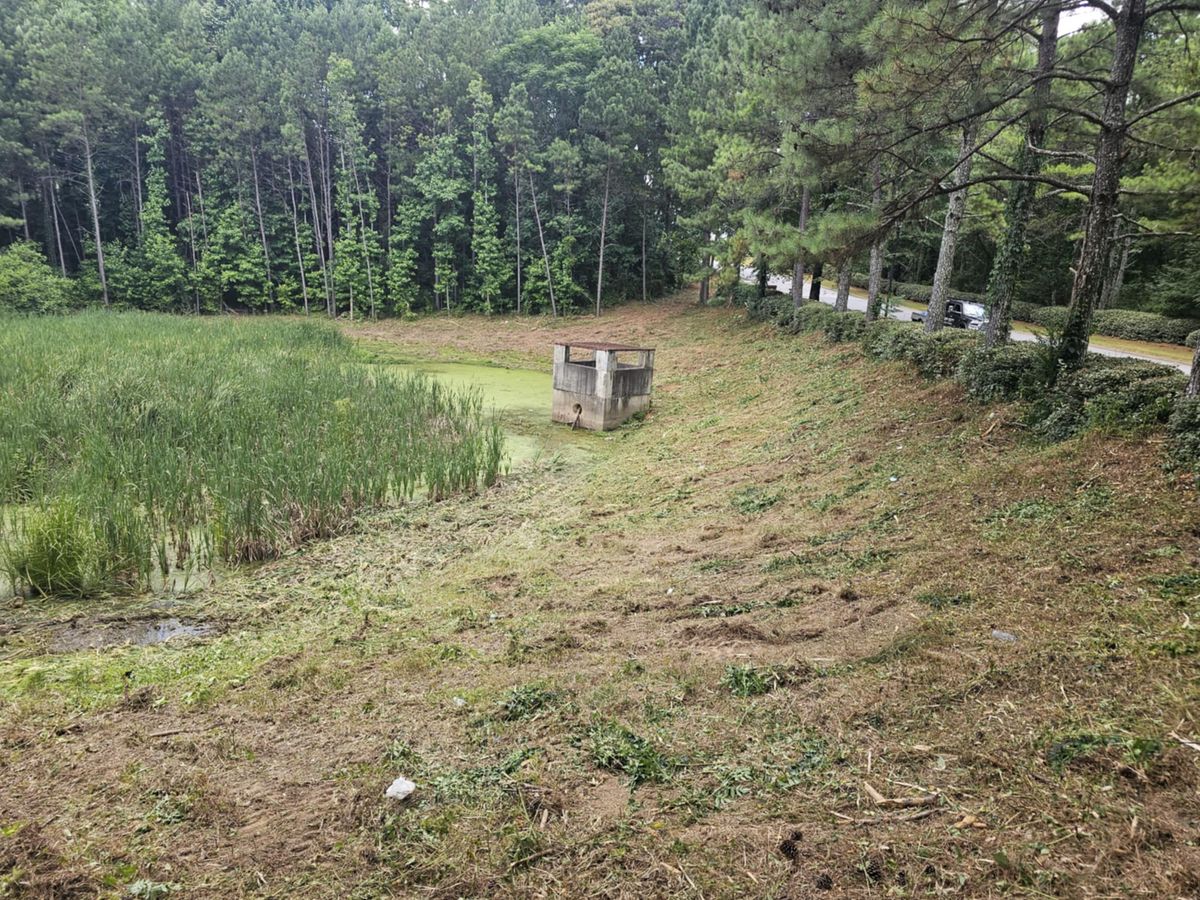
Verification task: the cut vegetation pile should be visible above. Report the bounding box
[0,313,503,597]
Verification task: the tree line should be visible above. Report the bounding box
[0,0,692,318]
[0,0,1198,389]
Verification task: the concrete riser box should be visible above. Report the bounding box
[551,389,652,431]
[551,343,655,431]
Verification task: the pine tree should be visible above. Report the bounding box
[467,79,509,313]
[131,120,189,310]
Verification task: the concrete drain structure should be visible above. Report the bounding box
[551,341,655,431]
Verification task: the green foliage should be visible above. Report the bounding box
[956,343,1043,402]
[584,721,672,785]
[788,302,839,335]
[1044,733,1162,775]
[731,486,780,515]
[1,500,103,598]
[500,684,559,720]
[1187,329,1199,349]
[0,314,504,597]
[431,748,537,802]
[1167,397,1200,473]
[1025,357,1186,441]
[720,664,789,696]
[1010,300,1039,324]
[860,321,926,364]
[0,242,75,313]
[1028,306,1199,346]
[1028,306,1070,331]
[1093,309,1200,345]
[824,311,866,343]
[125,125,190,311]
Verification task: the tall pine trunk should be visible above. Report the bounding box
[1187,344,1200,397]
[1099,231,1130,310]
[249,146,275,307]
[194,170,209,246]
[48,164,67,276]
[300,139,331,314]
[924,122,977,333]
[596,163,611,317]
[834,260,852,312]
[348,150,376,319]
[1060,0,1146,368]
[641,203,647,302]
[514,167,522,314]
[183,188,200,313]
[808,259,824,301]
[17,176,30,240]
[319,129,336,317]
[984,5,1059,347]
[132,128,144,238]
[81,122,108,306]
[865,159,885,322]
[791,186,810,308]
[527,171,557,317]
[286,160,310,315]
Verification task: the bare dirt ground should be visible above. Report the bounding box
[2,291,1199,898]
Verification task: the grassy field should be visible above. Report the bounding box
[0,313,503,598]
[1,292,1198,897]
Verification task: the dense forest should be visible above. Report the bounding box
[1,0,1199,364]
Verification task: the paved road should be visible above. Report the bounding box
[742,268,1192,375]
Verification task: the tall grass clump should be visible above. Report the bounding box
[0,312,504,597]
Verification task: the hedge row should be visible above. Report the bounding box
[1187,328,1199,349]
[746,294,1197,473]
[849,272,983,306]
[1009,304,1199,345]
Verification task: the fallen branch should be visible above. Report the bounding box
[831,807,939,826]
[863,780,939,809]
[1169,731,1200,754]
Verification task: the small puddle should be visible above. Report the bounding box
[49,617,217,652]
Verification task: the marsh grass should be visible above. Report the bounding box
[0,313,504,597]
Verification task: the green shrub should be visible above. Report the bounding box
[1030,306,1070,330]
[908,330,978,379]
[1023,305,1199,346]
[789,302,838,334]
[0,242,77,314]
[825,310,866,343]
[1092,309,1200,345]
[1010,301,1039,323]
[861,320,925,362]
[1185,329,1199,349]
[1026,356,1186,441]
[743,286,792,325]
[1168,397,1200,473]
[956,343,1043,402]
[860,322,976,379]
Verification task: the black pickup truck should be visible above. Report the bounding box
[910,299,989,331]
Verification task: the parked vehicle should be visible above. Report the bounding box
[911,300,989,330]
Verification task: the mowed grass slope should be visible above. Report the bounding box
[1,292,1198,898]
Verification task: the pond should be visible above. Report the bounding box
[384,359,598,468]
